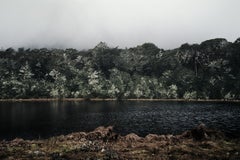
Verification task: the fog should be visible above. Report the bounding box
[0,0,240,49]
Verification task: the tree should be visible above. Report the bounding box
[48,69,68,98]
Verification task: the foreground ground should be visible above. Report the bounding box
[0,125,239,160]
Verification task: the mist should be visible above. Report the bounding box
[0,0,240,49]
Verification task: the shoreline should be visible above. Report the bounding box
[0,98,239,103]
[1,125,239,160]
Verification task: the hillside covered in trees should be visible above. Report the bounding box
[0,38,240,99]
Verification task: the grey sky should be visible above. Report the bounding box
[0,0,240,49]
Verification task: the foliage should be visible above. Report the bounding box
[0,38,240,99]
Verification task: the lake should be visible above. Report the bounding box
[0,101,240,140]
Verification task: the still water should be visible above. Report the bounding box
[0,101,239,140]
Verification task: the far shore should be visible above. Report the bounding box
[0,98,239,103]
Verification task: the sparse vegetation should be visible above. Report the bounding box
[0,125,239,160]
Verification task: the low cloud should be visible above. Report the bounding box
[0,0,240,49]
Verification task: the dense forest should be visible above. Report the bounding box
[0,38,240,99]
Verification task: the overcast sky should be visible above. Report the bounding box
[0,0,240,49]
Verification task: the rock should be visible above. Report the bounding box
[125,133,141,142]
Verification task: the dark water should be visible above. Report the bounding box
[0,101,240,140]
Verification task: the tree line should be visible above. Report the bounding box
[0,38,240,99]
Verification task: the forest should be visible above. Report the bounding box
[0,38,240,99]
